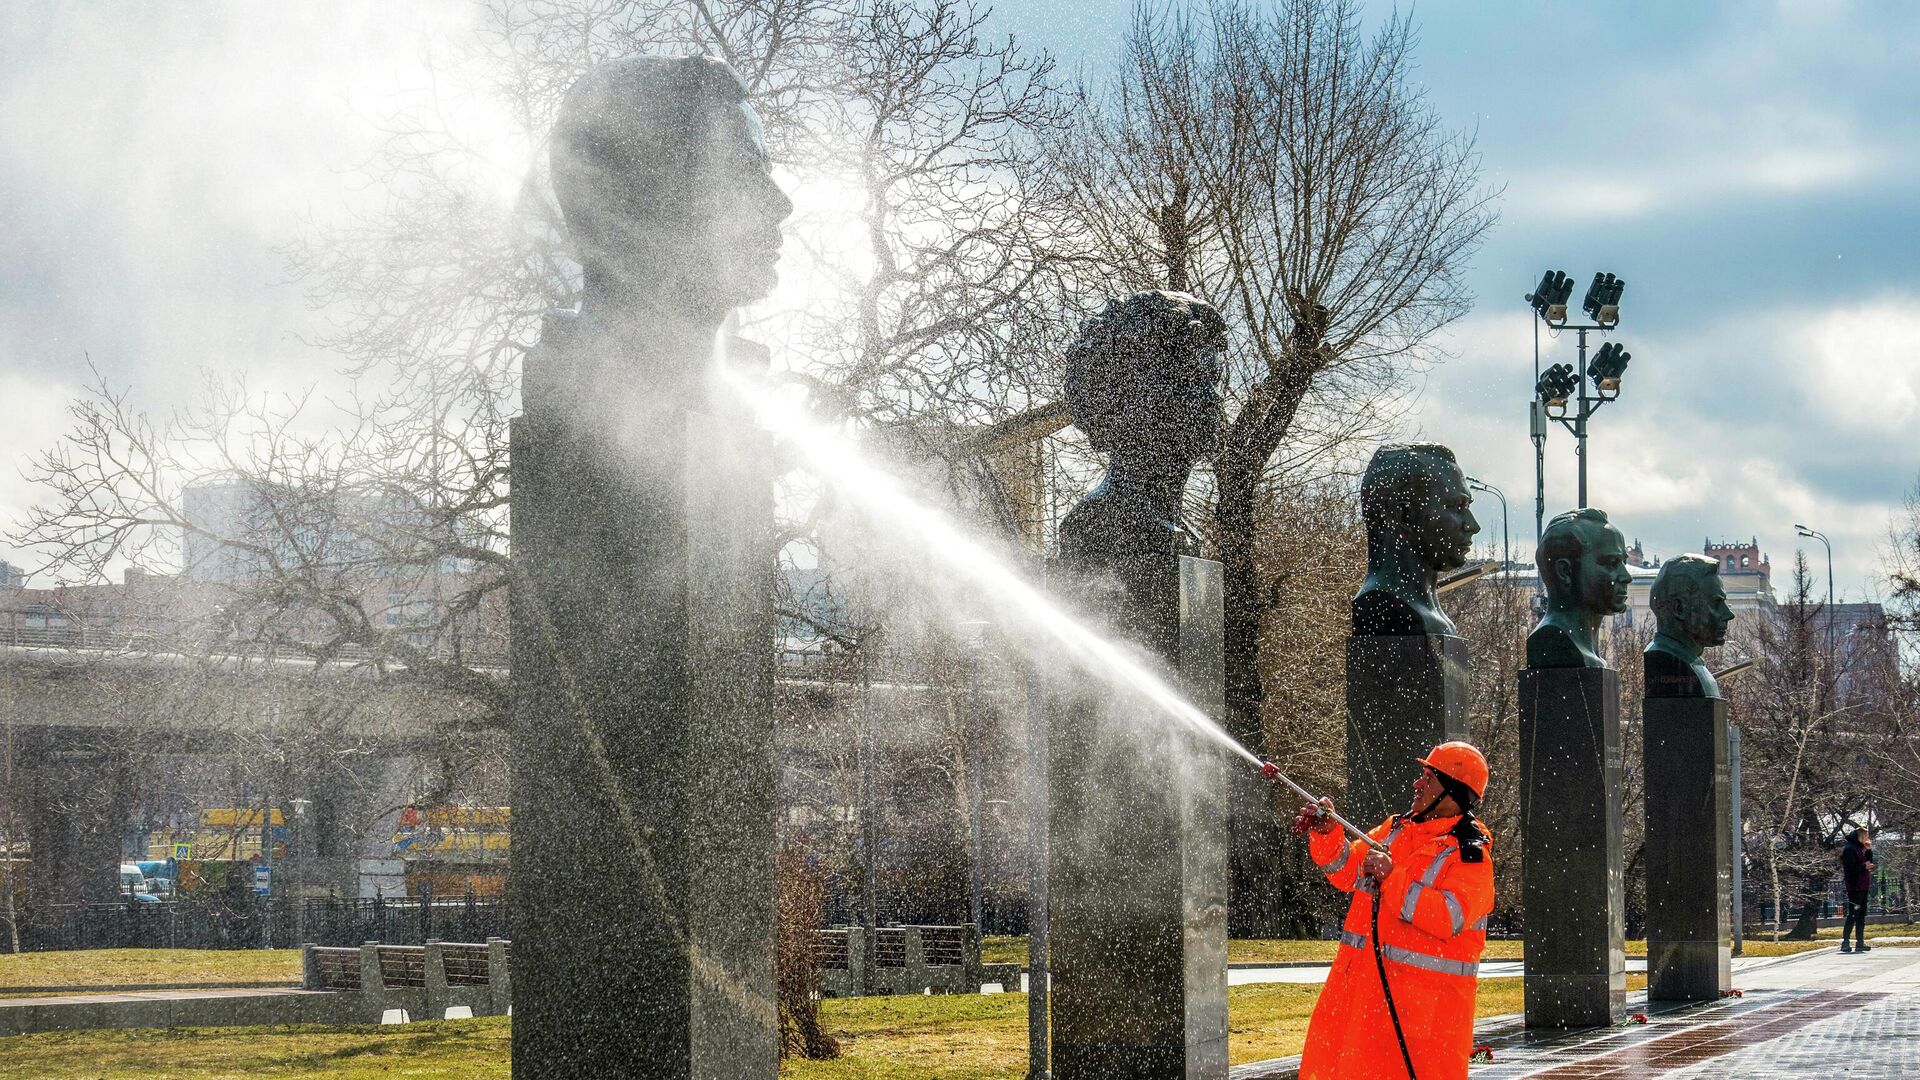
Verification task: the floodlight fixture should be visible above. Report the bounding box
[1588,341,1631,397]
[1536,362,1578,412]
[1527,269,1575,326]
[1582,272,1625,326]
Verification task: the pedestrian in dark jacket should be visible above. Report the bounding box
[1840,829,1875,953]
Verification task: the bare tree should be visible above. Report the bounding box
[1051,0,1498,930]
[1441,563,1534,921]
[11,375,509,722]
[1237,477,1363,934]
[1728,552,1885,938]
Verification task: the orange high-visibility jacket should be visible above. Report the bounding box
[1299,813,1495,1080]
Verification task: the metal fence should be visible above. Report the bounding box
[15,894,507,952]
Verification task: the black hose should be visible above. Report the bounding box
[1370,891,1418,1080]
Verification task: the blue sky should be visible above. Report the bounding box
[992,1,1920,602]
[1,1,1914,602]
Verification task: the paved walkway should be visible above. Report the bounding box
[1233,945,1920,1078]
[1228,957,1650,986]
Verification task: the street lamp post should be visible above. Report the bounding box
[1794,524,1835,663]
[1024,640,1051,1080]
[1527,270,1632,512]
[1465,476,1509,574]
[1730,724,1744,957]
[858,642,879,997]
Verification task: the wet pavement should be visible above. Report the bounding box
[1232,945,1920,1078]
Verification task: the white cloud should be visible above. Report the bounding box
[0,3,481,567]
[1504,117,1884,225]
[0,373,85,556]
[1499,4,1910,224]
[1790,299,1920,435]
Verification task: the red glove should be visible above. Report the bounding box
[1291,799,1338,836]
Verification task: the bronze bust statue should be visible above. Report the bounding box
[1645,554,1734,699]
[1527,508,1633,669]
[1059,291,1227,570]
[1353,444,1479,636]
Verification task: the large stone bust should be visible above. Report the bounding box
[535,54,793,419]
[1352,443,1479,637]
[1527,508,1633,669]
[1645,554,1734,699]
[552,55,790,320]
[1059,291,1226,565]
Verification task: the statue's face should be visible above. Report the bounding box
[562,92,792,309]
[1676,573,1735,648]
[688,104,791,307]
[1409,463,1479,572]
[1125,337,1223,473]
[1551,522,1632,615]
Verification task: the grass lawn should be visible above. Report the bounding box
[0,948,301,990]
[0,976,1651,1080]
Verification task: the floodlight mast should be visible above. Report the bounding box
[1526,270,1632,510]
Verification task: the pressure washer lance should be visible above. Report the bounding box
[1257,760,1387,851]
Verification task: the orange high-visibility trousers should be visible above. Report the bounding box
[1299,814,1493,1080]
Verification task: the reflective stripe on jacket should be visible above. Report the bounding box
[1299,813,1495,1080]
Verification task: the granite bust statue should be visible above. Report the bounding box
[1644,554,1734,699]
[1058,290,1227,571]
[1527,507,1633,669]
[552,54,791,317]
[1352,443,1480,636]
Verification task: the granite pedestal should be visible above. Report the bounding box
[1047,555,1229,1080]
[1519,666,1627,1029]
[1643,695,1733,1002]
[1344,634,1470,829]
[510,320,777,1080]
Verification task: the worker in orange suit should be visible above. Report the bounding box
[1294,741,1495,1080]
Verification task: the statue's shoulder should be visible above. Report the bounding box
[1645,640,1718,699]
[539,308,580,346]
[522,309,584,412]
[1526,621,1601,669]
[1059,488,1192,564]
[1352,584,1450,637]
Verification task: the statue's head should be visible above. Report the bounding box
[1064,290,1227,478]
[551,56,792,310]
[1536,508,1631,618]
[1360,444,1478,576]
[1650,554,1734,651]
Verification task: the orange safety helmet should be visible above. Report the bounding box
[1417,741,1489,800]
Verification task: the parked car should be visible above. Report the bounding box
[119,863,162,902]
